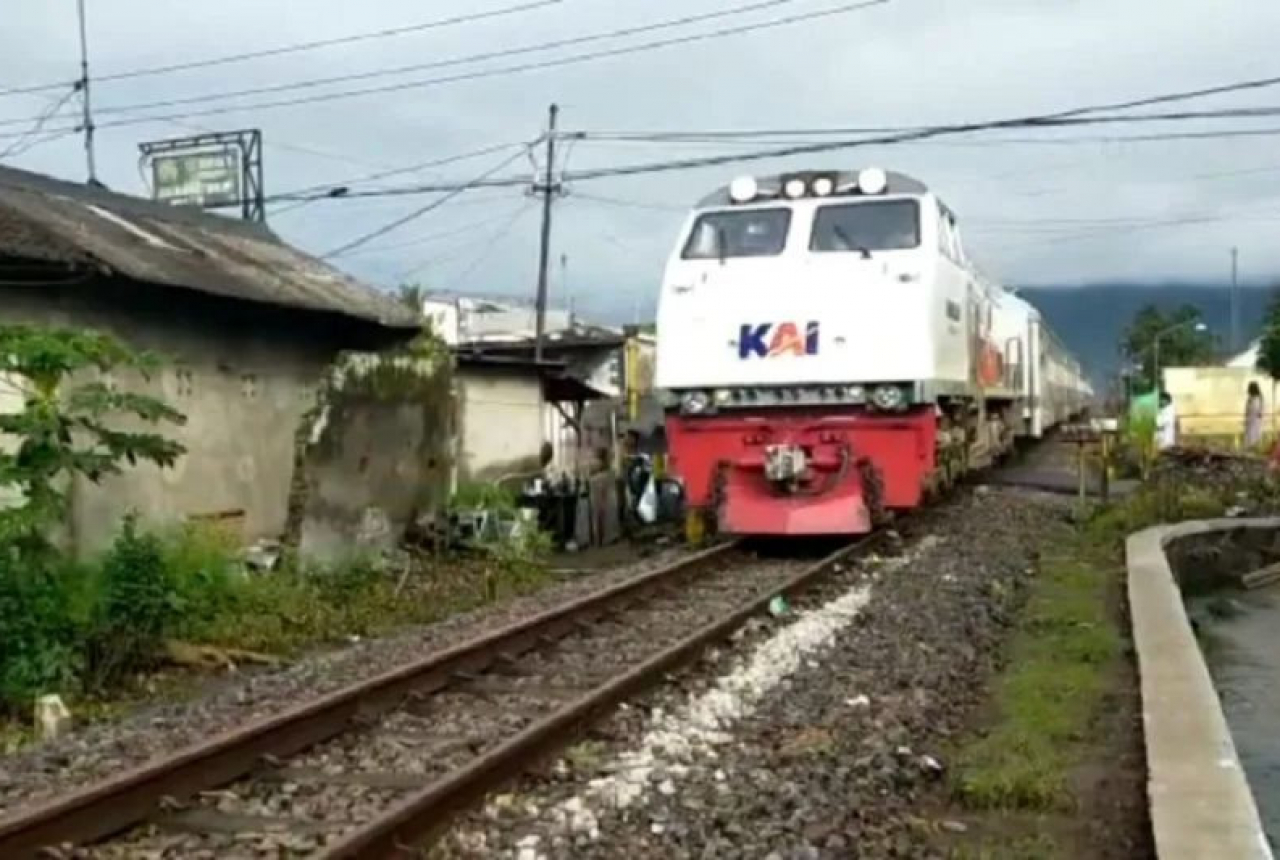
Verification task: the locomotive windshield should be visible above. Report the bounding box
[682,208,791,259]
[810,200,920,253]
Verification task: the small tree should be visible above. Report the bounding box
[1255,292,1280,382]
[1121,303,1215,390]
[0,326,187,559]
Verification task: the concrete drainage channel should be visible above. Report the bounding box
[1127,518,1278,860]
[0,538,879,859]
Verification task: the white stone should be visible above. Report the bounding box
[34,694,71,741]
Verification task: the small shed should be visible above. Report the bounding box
[0,164,434,556]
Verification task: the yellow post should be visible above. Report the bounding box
[684,508,706,546]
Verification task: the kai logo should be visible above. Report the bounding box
[738,321,820,359]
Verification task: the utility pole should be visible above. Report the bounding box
[561,253,574,322]
[76,0,98,184]
[1231,246,1240,353]
[533,104,560,362]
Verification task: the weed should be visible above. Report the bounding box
[953,544,1121,813]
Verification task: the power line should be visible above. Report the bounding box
[0,0,564,100]
[81,0,813,119]
[556,93,1280,182]
[5,0,891,135]
[0,86,80,159]
[339,205,534,258]
[400,201,536,283]
[574,105,1280,141]
[322,145,535,259]
[567,191,686,213]
[281,141,533,200]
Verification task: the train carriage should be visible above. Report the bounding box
[656,168,1091,537]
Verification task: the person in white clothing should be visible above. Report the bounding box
[1155,391,1178,451]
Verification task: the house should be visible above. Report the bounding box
[422,293,573,346]
[0,164,447,558]
[1162,339,1275,442]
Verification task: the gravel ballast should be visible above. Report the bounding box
[440,487,1067,859]
[0,546,695,816]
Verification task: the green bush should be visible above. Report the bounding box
[86,514,177,689]
[0,553,85,714]
[161,522,241,639]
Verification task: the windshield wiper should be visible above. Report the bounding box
[834,225,871,259]
[716,226,729,265]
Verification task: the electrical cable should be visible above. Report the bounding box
[400,201,535,283]
[0,0,564,100]
[0,86,81,158]
[82,0,812,118]
[321,145,534,259]
[1,0,890,134]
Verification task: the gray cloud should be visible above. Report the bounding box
[3,0,1278,323]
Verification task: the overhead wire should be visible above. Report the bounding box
[0,85,81,158]
[399,201,536,283]
[321,144,535,259]
[0,0,892,134]
[79,0,814,119]
[337,205,535,258]
[0,0,564,100]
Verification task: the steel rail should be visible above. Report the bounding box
[0,541,738,859]
[319,535,878,858]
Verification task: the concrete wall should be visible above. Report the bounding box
[292,353,453,560]
[1163,366,1279,441]
[455,364,545,485]
[1127,520,1275,860]
[0,280,404,554]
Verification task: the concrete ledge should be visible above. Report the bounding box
[1128,518,1279,860]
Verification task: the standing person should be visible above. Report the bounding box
[1156,391,1178,451]
[1244,381,1265,450]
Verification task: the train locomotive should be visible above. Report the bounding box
[655,168,1092,537]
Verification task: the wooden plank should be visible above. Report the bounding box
[1241,561,1280,590]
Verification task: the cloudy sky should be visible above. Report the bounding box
[2,0,1279,323]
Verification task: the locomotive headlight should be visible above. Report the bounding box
[858,167,888,195]
[811,176,835,196]
[846,384,866,402]
[714,388,733,405]
[729,176,759,204]
[870,384,905,410]
[783,178,807,199]
[681,390,711,414]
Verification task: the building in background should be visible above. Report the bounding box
[0,164,440,558]
[1163,339,1277,444]
[422,293,573,346]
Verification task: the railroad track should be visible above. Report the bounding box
[0,537,877,859]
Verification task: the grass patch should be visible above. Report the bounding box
[952,530,1122,814]
[0,517,555,738]
[950,834,1061,860]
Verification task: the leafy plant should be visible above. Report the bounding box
[1121,304,1215,390]
[0,552,85,713]
[0,325,186,558]
[1256,292,1280,382]
[86,514,177,688]
[450,482,519,513]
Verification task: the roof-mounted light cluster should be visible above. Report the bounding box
[727,167,890,204]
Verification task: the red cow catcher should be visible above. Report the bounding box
[665,406,938,536]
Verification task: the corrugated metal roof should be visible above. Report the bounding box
[0,165,418,329]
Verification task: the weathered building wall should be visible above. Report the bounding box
[0,280,403,554]
[455,365,544,485]
[1164,366,1279,441]
[289,349,453,560]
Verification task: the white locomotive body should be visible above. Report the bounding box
[657,168,1092,536]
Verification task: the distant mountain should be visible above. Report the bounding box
[1018,282,1279,391]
